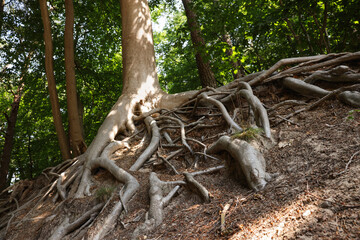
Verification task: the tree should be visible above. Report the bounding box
[1,0,360,239]
[64,0,86,157]
[39,0,71,160]
[75,0,195,197]
[0,0,4,33]
[0,83,24,191]
[181,0,217,88]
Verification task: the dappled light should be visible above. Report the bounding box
[1,0,359,239]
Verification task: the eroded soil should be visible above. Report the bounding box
[1,83,359,240]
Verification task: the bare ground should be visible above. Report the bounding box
[1,83,359,240]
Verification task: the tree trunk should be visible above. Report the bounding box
[0,0,4,33]
[0,50,33,190]
[39,0,71,160]
[182,0,217,88]
[64,0,86,157]
[75,0,195,198]
[0,84,23,191]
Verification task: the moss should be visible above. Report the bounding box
[231,127,264,142]
[95,186,116,202]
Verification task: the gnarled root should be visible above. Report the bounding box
[207,136,274,191]
[238,89,271,138]
[304,65,360,84]
[51,140,139,239]
[132,172,185,239]
[283,77,360,107]
[49,203,104,240]
[184,173,210,202]
[197,92,243,132]
[130,116,160,171]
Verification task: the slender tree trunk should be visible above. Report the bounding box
[0,0,4,33]
[312,10,330,53]
[0,83,24,191]
[322,2,331,53]
[0,50,33,190]
[27,134,34,179]
[39,0,71,160]
[182,0,217,88]
[297,10,314,54]
[64,0,86,157]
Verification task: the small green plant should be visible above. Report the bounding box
[231,127,264,141]
[347,109,360,120]
[95,186,116,202]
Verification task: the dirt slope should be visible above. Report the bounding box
[1,84,359,240]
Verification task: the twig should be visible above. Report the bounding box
[220,199,233,234]
[158,153,180,175]
[275,115,300,126]
[334,149,360,176]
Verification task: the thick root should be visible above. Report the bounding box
[130,116,160,171]
[283,77,360,107]
[207,136,272,191]
[49,203,104,240]
[132,172,184,239]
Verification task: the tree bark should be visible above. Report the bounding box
[0,84,23,191]
[0,0,4,33]
[64,0,86,157]
[120,0,162,96]
[0,50,35,190]
[182,0,217,88]
[39,0,71,160]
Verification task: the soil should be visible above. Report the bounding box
[1,82,359,240]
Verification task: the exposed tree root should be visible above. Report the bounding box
[2,52,360,239]
[196,92,243,132]
[132,172,185,239]
[207,136,274,191]
[304,65,360,84]
[49,203,104,240]
[130,117,160,171]
[283,77,360,107]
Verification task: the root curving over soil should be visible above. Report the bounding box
[1,52,360,239]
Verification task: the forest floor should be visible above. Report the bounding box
[2,82,360,240]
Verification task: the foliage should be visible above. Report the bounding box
[347,109,360,121]
[153,5,201,93]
